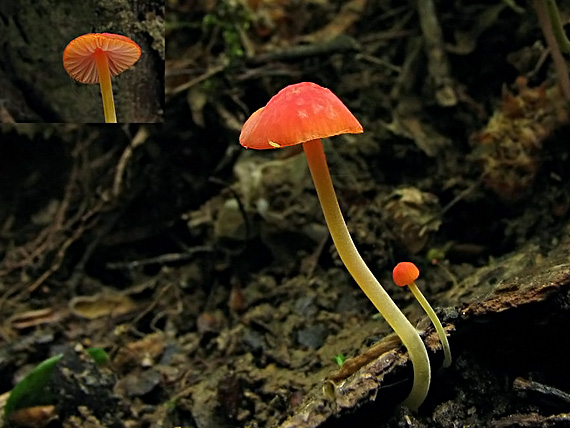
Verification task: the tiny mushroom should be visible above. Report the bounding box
[63,33,141,123]
[240,82,431,410]
[393,262,452,368]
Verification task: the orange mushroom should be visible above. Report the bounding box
[393,262,452,368]
[240,82,431,411]
[63,33,141,123]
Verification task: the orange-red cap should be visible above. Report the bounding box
[393,262,420,287]
[239,82,363,149]
[63,33,141,84]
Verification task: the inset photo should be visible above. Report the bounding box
[0,0,164,123]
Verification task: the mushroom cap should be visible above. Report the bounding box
[392,262,420,287]
[239,82,363,149]
[63,33,141,84]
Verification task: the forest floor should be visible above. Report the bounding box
[2,1,570,427]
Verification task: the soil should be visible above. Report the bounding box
[2,1,570,428]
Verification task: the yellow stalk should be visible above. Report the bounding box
[302,138,431,411]
[94,49,117,123]
[408,281,452,368]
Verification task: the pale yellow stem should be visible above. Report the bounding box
[408,282,452,368]
[94,49,117,123]
[302,139,430,411]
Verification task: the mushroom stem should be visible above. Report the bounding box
[94,49,117,123]
[302,138,431,411]
[407,281,452,368]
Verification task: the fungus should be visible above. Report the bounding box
[63,33,141,123]
[240,82,431,410]
[393,262,452,368]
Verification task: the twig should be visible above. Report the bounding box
[545,0,570,53]
[245,35,360,66]
[441,176,484,216]
[167,58,228,96]
[105,247,213,270]
[25,199,105,294]
[416,0,457,106]
[113,127,148,198]
[534,0,570,101]
[304,232,330,280]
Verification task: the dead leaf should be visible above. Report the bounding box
[9,308,65,330]
[69,292,137,319]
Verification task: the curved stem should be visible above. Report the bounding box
[94,49,117,123]
[408,282,452,368]
[545,0,570,54]
[534,0,570,101]
[302,139,431,411]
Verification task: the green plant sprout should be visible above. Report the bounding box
[5,348,109,418]
[202,1,251,59]
[333,354,347,367]
[393,262,452,368]
[5,354,63,417]
[427,244,459,288]
[86,347,110,365]
[239,82,431,411]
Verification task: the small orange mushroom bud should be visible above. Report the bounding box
[393,262,420,287]
[393,262,452,368]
